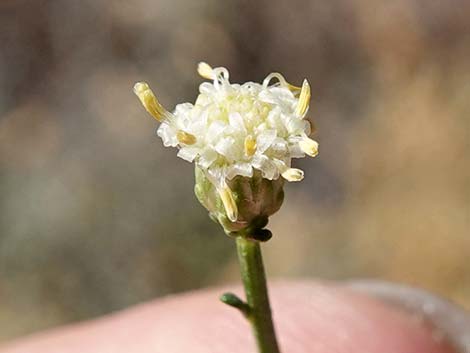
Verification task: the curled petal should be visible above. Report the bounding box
[229,112,246,133]
[252,155,279,180]
[177,147,199,162]
[288,143,305,158]
[227,163,253,179]
[207,121,227,141]
[215,137,238,161]
[256,130,277,154]
[198,149,217,169]
[157,123,178,147]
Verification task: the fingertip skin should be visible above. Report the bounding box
[345,280,470,353]
[0,281,456,353]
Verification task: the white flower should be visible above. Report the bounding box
[134,63,318,222]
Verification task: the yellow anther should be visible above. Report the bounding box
[133,82,170,122]
[176,130,197,145]
[281,168,304,182]
[218,186,238,222]
[294,79,311,118]
[197,62,214,80]
[299,137,319,157]
[244,135,257,157]
[287,83,302,95]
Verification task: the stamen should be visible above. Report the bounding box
[212,67,230,90]
[262,72,301,93]
[218,185,238,222]
[294,79,311,118]
[197,62,214,80]
[213,67,229,80]
[299,136,319,157]
[244,135,257,157]
[307,119,316,135]
[133,82,172,122]
[176,130,197,145]
[263,73,286,88]
[281,168,304,182]
[287,84,302,95]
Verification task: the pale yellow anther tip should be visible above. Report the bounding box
[177,130,197,145]
[282,168,305,182]
[197,62,214,80]
[244,135,257,157]
[299,137,319,157]
[133,82,149,95]
[219,186,238,222]
[294,79,311,118]
[133,81,169,122]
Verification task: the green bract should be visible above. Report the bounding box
[194,167,284,241]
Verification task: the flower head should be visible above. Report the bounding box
[134,63,318,236]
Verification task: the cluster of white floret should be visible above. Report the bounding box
[134,63,318,221]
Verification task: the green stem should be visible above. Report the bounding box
[236,237,281,353]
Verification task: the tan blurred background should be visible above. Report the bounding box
[0,0,469,341]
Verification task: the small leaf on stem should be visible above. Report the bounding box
[220,292,251,317]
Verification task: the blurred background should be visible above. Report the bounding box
[0,0,469,341]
